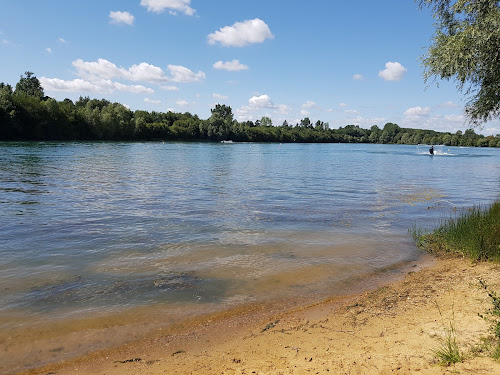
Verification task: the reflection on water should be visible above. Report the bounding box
[1,142,499,372]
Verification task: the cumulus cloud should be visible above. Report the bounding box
[275,104,291,115]
[73,59,168,82]
[302,100,317,109]
[212,93,228,100]
[213,59,249,71]
[144,98,161,104]
[109,11,135,25]
[235,94,292,121]
[71,58,205,84]
[404,106,431,117]
[344,109,359,115]
[140,0,195,15]
[42,56,207,96]
[207,18,274,47]
[176,99,189,107]
[161,85,179,91]
[339,102,347,107]
[167,64,206,83]
[39,77,154,94]
[378,62,407,81]
[440,101,459,108]
[249,94,275,108]
[444,114,464,122]
[58,37,67,43]
[353,74,364,80]
[46,47,52,53]
[299,109,310,116]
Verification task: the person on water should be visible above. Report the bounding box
[429,145,434,155]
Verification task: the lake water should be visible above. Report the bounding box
[1,141,499,372]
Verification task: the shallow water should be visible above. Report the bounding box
[1,142,499,372]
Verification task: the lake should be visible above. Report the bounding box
[1,141,499,372]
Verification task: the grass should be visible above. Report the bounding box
[478,279,500,358]
[414,200,500,261]
[412,200,500,364]
[432,302,463,366]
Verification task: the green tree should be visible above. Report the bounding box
[418,0,500,125]
[207,104,233,141]
[380,122,400,143]
[368,125,381,143]
[14,71,44,99]
[0,83,16,139]
[300,117,312,128]
[260,116,272,127]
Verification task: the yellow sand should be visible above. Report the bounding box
[15,255,500,375]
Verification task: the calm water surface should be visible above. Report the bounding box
[1,142,499,371]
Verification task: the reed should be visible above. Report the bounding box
[416,200,500,261]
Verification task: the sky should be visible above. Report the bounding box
[1,0,499,136]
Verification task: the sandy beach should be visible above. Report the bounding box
[12,253,500,375]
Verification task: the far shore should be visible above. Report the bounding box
[13,254,500,375]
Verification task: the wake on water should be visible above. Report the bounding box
[416,145,456,156]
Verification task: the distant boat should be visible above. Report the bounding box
[221,140,234,143]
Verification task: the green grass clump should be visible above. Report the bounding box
[416,200,500,261]
[432,302,463,366]
[434,331,463,365]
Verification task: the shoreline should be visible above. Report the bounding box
[2,252,426,375]
[12,254,500,374]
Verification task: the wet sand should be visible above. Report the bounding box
[11,254,500,375]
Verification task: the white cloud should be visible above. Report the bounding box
[299,109,310,116]
[167,64,205,82]
[378,62,407,81]
[46,47,52,53]
[213,59,249,71]
[58,37,67,43]
[40,78,101,92]
[73,59,168,82]
[235,94,292,122]
[353,74,364,80]
[176,99,189,107]
[275,104,291,115]
[71,58,205,84]
[440,101,459,108]
[344,109,359,115]
[404,106,431,117]
[444,114,464,122]
[140,0,195,15]
[302,100,317,109]
[339,102,347,107]
[109,11,135,25]
[144,98,161,104]
[161,85,179,91]
[73,58,129,80]
[39,77,154,94]
[212,93,228,100]
[207,18,274,47]
[483,126,500,136]
[249,94,274,108]
[129,62,170,82]
[113,82,154,94]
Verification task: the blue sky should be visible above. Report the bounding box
[1,0,498,135]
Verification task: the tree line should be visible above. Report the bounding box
[1,72,500,147]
